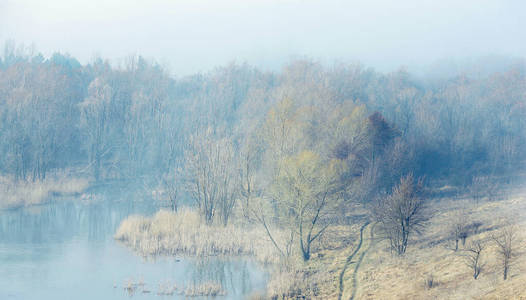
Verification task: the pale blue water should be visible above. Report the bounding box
[0,183,267,299]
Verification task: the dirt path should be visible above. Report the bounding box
[337,221,370,300]
[349,222,375,300]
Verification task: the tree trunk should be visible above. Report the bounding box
[299,221,311,261]
[301,239,311,261]
[503,264,508,280]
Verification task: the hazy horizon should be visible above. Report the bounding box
[1,0,525,76]
[1,2,526,299]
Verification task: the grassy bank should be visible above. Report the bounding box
[115,182,526,299]
[0,175,89,209]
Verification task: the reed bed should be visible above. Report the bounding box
[114,209,282,264]
[0,175,89,209]
[184,281,226,297]
[117,278,226,297]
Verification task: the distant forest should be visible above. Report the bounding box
[1,42,525,195]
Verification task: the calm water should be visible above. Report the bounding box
[0,183,267,299]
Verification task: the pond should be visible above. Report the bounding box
[0,182,267,299]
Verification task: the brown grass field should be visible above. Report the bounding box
[333,182,526,300]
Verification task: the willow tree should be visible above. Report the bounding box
[273,151,344,261]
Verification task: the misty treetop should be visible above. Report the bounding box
[0,43,525,190]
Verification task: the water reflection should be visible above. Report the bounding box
[0,182,157,244]
[0,182,267,299]
[186,258,263,296]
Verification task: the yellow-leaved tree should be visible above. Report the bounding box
[273,151,345,261]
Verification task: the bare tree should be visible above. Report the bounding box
[249,195,292,259]
[463,240,486,279]
[78,78,114,181]
[373,174,427,255]
[238,134,263,220]
[162,171,178,212]
[449,209,470,251]
[492,224,521,280]
[183,128,238,225]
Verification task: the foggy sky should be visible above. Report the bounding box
[1,0,525,75]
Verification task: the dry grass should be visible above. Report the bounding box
[114,181,526,299]
[351,185,526,300]
[265,263,336,299]
[116,278,227,297]
[184,281,226,297]
[114,208,355,298]
[114,206,370,299]
[157,281,178,296]
[0,175,89,209]
[264,182,526,299]
[114,208,283,264]
[263,224,364,299]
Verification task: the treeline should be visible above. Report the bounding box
[0,42,525,189]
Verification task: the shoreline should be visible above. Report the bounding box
[0,176,90,210]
